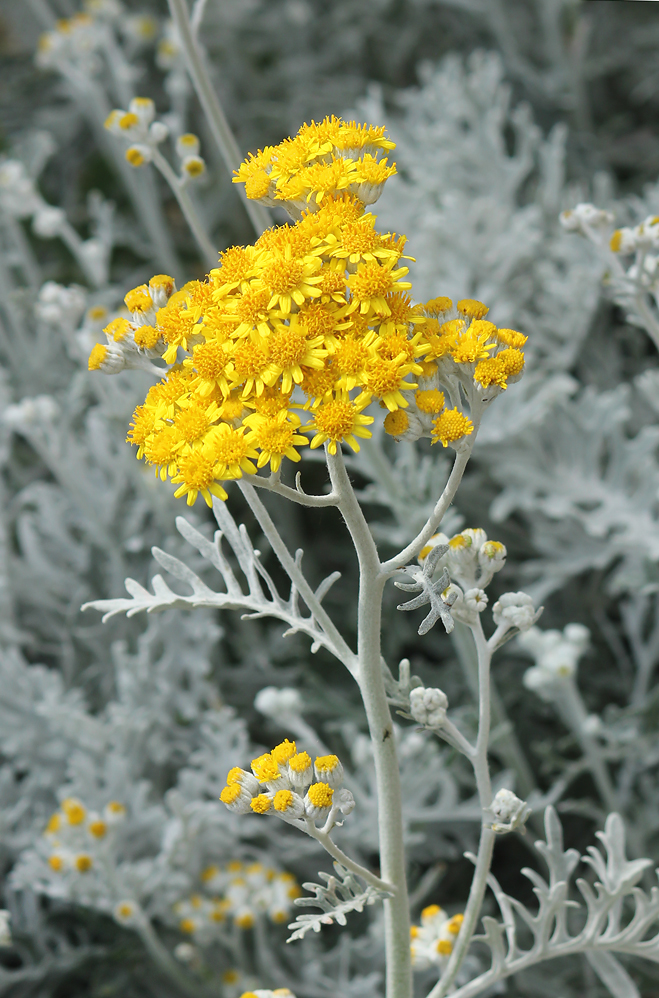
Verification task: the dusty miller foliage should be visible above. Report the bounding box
[1,1,659,997]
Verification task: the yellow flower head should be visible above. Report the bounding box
[104,119,525,504]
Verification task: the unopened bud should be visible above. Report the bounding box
[409,687,448,728]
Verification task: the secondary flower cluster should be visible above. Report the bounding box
[220,740,354,827]
[410,904,464,970]
[419,527,507,589]
[43,797,126,874]
[105,97,206,178]
[87,117,527,505]
[173,862,301,938]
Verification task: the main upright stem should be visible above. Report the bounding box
[327,450,412,998]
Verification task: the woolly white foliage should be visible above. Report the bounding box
[287,863,391,942]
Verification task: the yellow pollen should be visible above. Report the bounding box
[271,739,297,765]
[174,406,212,443]
[133,325,161,350]
[383,409,409,436]
[245,170,272,200]
[119,112,139,130]
[457,299,489,319]
[220,784,242,804]
[105,317,131,341]
[448,914,464,934]
[289,751,312,773]
[425,297,453,316]
[431,408,474,447]
[273,790,294,812]
[48,855,64,871]
[125,287,152,313]
[232,341,268,379]
[235,912,255,929]
[175,451,216,491]
[250,794,272,814]
[313,400,358,439]
[496,328,527,348]
[89,820,107,838]
[262,257,305,295]
[268,324,309,368]
[75,854,93,873]
[183,157,205,178]
[314,754,339,773]
[88,343,108,371]
[45,813,61,834]
[117,903,134,919]
[62,799,86,825]
[610,230,622,252]
[307,783,334,808]
[422,904,441,919]
[179,918,196,934]
[415,389,445,414]
[107,802,126,815]
[437,940,453,956]
[497,347,525,377]
[252,753,281,782]
[126,147,147,168]
[334,336,369,376]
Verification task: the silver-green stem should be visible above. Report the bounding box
[429,618,495,998]
[137,920,214,998]
[151,148,217,266]
[327,449,412,998]
[306,822,394,893]
[236,482,357,672]
[167,0,271,237]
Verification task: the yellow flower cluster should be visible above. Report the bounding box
[88,117,527,506]
[219,738,353,825]
[233,115,396,216]
[410,905,464,969]
[44,797,126,874]
[174,861,300,936]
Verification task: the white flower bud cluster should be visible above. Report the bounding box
[492,592,541,632]
[35,282,87,329]
[518,623,590,701]
[254,686,303,723]
[409,687,448,728]
[3,395,59,434]
[105,98,206,183]
[418,527,507,590]
[489,788,531,833]
[559,203,614,235]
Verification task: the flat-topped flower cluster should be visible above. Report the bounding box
[220,739,354,827]
[88,117,527,505]
[174,861,301,938]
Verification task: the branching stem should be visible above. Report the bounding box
[166,0,271,236]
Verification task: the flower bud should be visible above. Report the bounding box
[478,540,506,574]
[489,788,530,833]
[492,592,539,631]
[409,687,448,727]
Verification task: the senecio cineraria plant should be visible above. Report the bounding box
[75,108,657,998]
[5,3,659,998]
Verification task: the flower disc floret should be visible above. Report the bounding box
[383,409,410,437]
[431,408,474,448]
[308,398,374,454]
[415,389,445,414]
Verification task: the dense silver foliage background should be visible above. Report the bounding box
[1,1,659,996]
